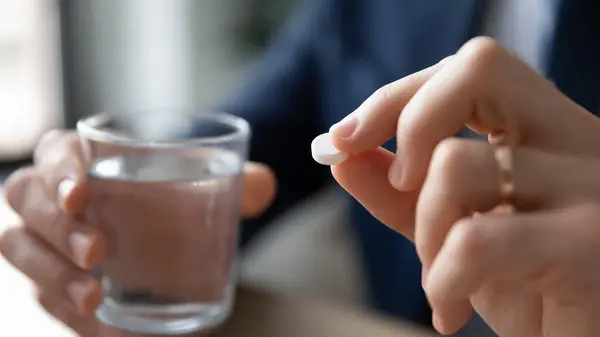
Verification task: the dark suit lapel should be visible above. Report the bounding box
[365,0,487,79]
[547,0,600,115]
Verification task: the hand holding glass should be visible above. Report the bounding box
[78,112,250,334]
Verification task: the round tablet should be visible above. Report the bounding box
[311,133,348,166]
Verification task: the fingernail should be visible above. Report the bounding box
[330,116,358,139]
[58,179,76,211]
[69,231,92,269]
[388,159,403,189]
[67,278,96,312]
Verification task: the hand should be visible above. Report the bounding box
[330,37,600,336]
[0,130,276,337]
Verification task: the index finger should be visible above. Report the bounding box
[392,37,576,191]
[329,57,449,153]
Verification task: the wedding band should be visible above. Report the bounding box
[491,135,515,206]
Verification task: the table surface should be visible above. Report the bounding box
[0,189,433,337]
[215,288,435,337]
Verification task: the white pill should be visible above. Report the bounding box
[311,133,349,166]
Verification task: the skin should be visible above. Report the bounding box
[3,37,600,336]
[0,130,277,337]
[330,37,600,336]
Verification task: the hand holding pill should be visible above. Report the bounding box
[309,37,600,337]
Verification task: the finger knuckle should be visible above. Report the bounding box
[447,219,487,266]
[457,37,506,78]
[371,84,395,105]
[45,259,74,289]
[459,36,505,64]
[430,139,473,185]
[30,211,72,253]
[38,129,66,148]
[35,131,81,169]
[34,130,66,161]
[6,230,73,289]
[4,230,37,272]
[5,166,35,187]
[0,228,19,258]
[4,167,36,206]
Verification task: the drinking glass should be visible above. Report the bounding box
[77,112,250,334]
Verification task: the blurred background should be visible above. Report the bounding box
[1,1,507,336]
[0,0,297,160]
[0,0,365,335]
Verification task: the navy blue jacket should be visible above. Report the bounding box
[215,0,600,325]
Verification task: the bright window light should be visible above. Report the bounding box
[0,0,63,160]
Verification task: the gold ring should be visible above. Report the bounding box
[490,135,515,209]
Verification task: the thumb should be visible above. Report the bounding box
[331,147,418,241]
[241,162,277,218]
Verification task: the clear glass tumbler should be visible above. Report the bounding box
[77,112,250,335]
